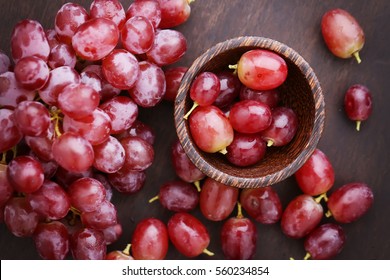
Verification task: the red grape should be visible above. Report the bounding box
[167,212,213,258]
[304,223,346,260]
[226,132,266,167]
[72,18,119,61]
[229,100,272,134]
[102,49,140,90]
[47,43,77,69]
[90,0,126,30]
[4,196,40,237]
[14,101,50,137]
[190,71,221,106]
[199,177,239,221]
[189,105,234,153]
[321,8,365,63]
[14,56,49,90]
[68,177,107,213]
[239,186,283,224]
[33,221,70,260]
[126,0,162,29]
[213,71,241,109]
[108,166,146,194]
[119,120,156,145]
[128,61,166,108]
[239,86,280,109]
[294,148,335,196]
[260,106,298,147]
[121,16,155,55]
[81,200,118,230]
[120,136,154,171]
[236,49,288,90]
[58,83,100,120]
[131,218,169,260]
[25,123,55,162]
[327,182,374,223]
[54,3,89,45]
[281,194,323,239]
[11,19,50,63]
[146,29,187,66]
[26,180,71,220]
[70,227,106,260]
[151,180,199,212]
[7,155,44,194]
[157,0,191,28]
[163,66,188,102]
[52,132,95,173]
[80,71,102,93]
[106,244,133,260]
[0,71,36,109]
[101,223,122,245]
[0,108,23,153]
[344,84,372,131]
[93,136,125,173]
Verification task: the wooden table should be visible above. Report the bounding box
[0,0,389,260]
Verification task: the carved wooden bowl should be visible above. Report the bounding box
[174,36,325,188]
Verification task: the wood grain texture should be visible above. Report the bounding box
[0,0,389,260]
[174,36,325,188]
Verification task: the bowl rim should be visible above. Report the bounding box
[174,36,325,188]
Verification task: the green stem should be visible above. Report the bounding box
[149,195,159,203]
[236,202,243,219]
[267,139,274,147]
[194,180,201,192]
[353,51,362,64]
[219,147,228,155]
[228,64,238,75]
[183,102,199,120]
[123,244,131,256]
[304,252,311,260]
[314,193,328,203]
[356,120,361,132]
[325,210,333,218]
[203,248,214,256]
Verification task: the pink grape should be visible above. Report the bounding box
[157,0,191,28]
[81,200,118,230]
[14,56,50,90]
[163,66,188,102]
[93,136,125,173]
[120,136,154,171]
[121,16,155,54]
[47,43,77,69]
[90,0,126,30]
[70,227,106,260]
[0,71,36,109]
[126,0,162,29]
[0,108,23,153]
[107,166,146,194]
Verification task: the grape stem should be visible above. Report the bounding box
[1,152,7,164]
[325,210,333,218]
[353,51,362,64]
[183,102,199,120]
[356,120,361,131]
[236,202,244,219]
[202,248,215,256]
[50,107,63,138]
[148,195,159,203]
[228,64,238,75]
[304,252,311,260]
[123,244,131,256]
[194,180,201,192]
[314,193,328,203]
[219,148,228,155]
[267,139,274,147]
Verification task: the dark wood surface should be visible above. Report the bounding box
[0,0,389,260]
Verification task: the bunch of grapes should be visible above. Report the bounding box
[0,0,193,260]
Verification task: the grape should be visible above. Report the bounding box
[0,71,36,109]
[281,194,323,239]
[90,0,126,30]
[199,177,239,221]
[7,155,44,193]
[47,43,77,69]
[54,3,89,45]
[163,66,188,102]
[294,148,335,196]
[191,72,221,106]
[106,248,134,260]
[101,223,122,245]
[80,71,102,93]
[0,50,11,74]
[221,208,257,260]
[121,16,155,55]
[321,8,365,63]
[151,180,199,212]
[45,29,60,49]
[120,136,154,171]
[131,218,169,260]
[4,197,40,237]
[327,182,374,223]
[63,108,112,146]
[213,71,242,109]
[128,61,166,108]
[14,100,50,137]
[25,123,55,162]
[229,100,272,134]
[0,108,23,153]
[102,49,140,90]
[171,138,205,183]
[117,120,156,145]
[67,177,107,213]
[72,18,119,61]
[344,84,372,131]
[58,83,100,120]
[126,0,162,29]
[0,164,13,208]
[167,212,213,258]
[239,86,280,109]
[146,29,187,66]
[189,105,234,153]
[226,132,266,167]
[236,49,288,90]
[70,227,106,260]
[10,19,50,62]
[157,0,192,28]
[26,180,71,220]
[260,106,298,147]
[38,66,80,106]
[93,136,125,173]
[33,221,70,260]
[107,166,146,194]
[14,56,50,90]
[92,173,114,202]
[304,223,346,260]
[52,132,95,173]
[239,186,283,224]
[29,152,58,179]
[81,200,118,230]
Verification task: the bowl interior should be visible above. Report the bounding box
[174,36,325,188]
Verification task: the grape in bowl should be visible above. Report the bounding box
[174,36,325,188]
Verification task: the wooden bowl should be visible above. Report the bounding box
[174,36,325,188]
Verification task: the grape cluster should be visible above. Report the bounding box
[0,0,192,260]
